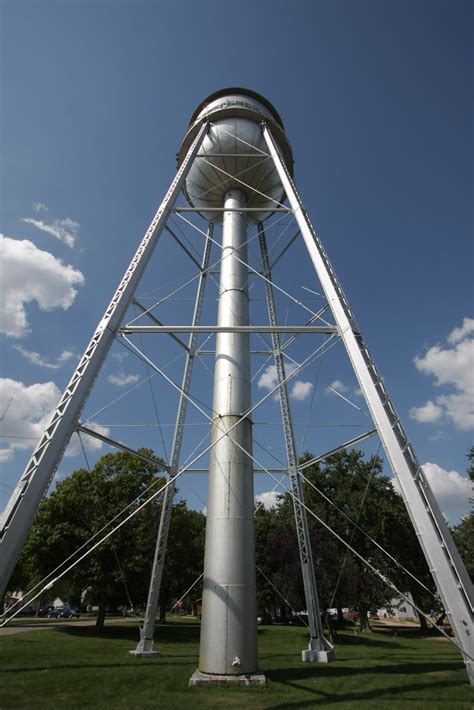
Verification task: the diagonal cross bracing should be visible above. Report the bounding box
[263,122,474,681]
[132,225,213,655]
[258,223,332,657]
[0,122,209,600]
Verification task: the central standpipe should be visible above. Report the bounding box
[182,89,295,686]
[190,190,263,684]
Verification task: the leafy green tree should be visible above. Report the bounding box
[159,501,206,621]
[15,449,202,629]
[467,446,474,483]
[451,447,474,582]
[256,449,435,632]
[302,450,435,630]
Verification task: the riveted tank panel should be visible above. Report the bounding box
[178,88,293,223]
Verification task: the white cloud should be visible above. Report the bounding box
[409,400,443,424]
[0,378,110,461]
[290,380,313,401]
[257,363,312,401]
[327,379,349,394]
[423,463,472,522]
[447,317,474,345]
[392,462,472,524]
[411,319,474,430]
[21,217,79,248]
[111,351,128,362]
[65,421,111,457]
[258,364,283,391]
[0,235,84,337]
[33,202,48,214]
[107,372,140,387]
[13,345,76,369]
[0,378,62,457]
[255,490,280,510]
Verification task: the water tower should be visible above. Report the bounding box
[0,89,472,685]
[180,90,332,684]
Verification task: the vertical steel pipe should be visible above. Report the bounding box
[198,190,258,676]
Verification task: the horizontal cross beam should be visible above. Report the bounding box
[121,325,338,335]
[76,424,170,472]
[173,207,293,213]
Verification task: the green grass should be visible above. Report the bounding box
[0,618,472,709]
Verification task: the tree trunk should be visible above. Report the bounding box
[95,593,107,631]
[159,597,167,624]
[417,608,429,634]
[358,605,370,632]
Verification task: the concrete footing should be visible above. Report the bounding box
[189,669,266,687]
[302,648,335,663]
[129,649,161,657]
[129,639,160,658]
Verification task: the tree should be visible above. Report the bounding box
[159,501,206,621]
[13,450,168,630]
[467,446,474,483]
[452,513,474,582]
[452,447,474,583]
[256,449,435,632]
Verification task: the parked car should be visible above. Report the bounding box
[47,605,80,619]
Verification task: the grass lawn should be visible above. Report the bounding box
[0,617,472,709]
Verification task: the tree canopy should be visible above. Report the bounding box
[10,445,456,636]
[255,449,435,630]
[10,449,205,630]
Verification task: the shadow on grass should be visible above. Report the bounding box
[267,678,465,709]
[266,659,463,683]
[59,621,201,644]
[259,627,405,650]
[0,657,199,674]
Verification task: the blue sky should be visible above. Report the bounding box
[0,0,472,525]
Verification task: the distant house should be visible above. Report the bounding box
[377,593,417,621]
[3,591,66,615]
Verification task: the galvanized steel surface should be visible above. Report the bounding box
[199,191,258,675]
[179,88,293,224]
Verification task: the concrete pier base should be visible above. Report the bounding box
[302,648,335,663]
[129,649,160,658]
[129,638,160,658]
[189,670,266,687]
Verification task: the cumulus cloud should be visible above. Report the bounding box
[65,421,111,458]
[290,380,313,400]
[107,372,140,387]
[33,202,48,214]
[0,378,62,460]
[13,345,76,369]
[327,379,349,394]
[325,379,366,412]
[447,317,474,345]
[393,462,472,524]
[0,378,110,461]
[409,400,443,424]
[410,319,474,430]
[257,363,313,401]
[21,216,79,248]
[255,490,280,510]
[0,235,84,337]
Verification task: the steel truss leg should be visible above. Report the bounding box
[263,124,474,683]
[258,224,334,663]
[0,122,209,600]
[131,225,213,657]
